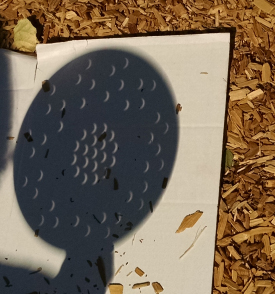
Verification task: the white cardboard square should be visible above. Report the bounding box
[0,33,230,294]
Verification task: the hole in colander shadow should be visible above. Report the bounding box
[6,49,179,293]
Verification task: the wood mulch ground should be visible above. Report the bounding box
[0,0,275,293]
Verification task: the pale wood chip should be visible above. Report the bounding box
[243,281,254,294]
[247,89,264,100]
[261,234,271,256]
[172,3,188,17]
[255,280,272,287]
[253,0,274,14]
[248,63,263,71]
[227,245,241,260]
[263,165,275,174]
[262,63,272,82]
[152,8,167,27]
[232,227,275,244]
[217,210,228,240]
[229,89,250,101]
[222,183,239,199]
[215,261,224,287]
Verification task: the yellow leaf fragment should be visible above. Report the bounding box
[12,19,39,52]
[176,210,203,233]
[108,283,123,294]
[152,282,164,294]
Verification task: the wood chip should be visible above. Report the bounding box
[227,245,241,260]
[262,63,271,82]
[132,282,150,289]
[152,8,167,27]
[172,4,187,18]
[247,89,264,100]
[232,227,275,244]
[255,280,272,287]
[135,267,145,277]
[108,284,123,294]
[222,183,239,198]
[229,89,250,101]
[175,210,203,233]
[253,0,274,13]
[152,282,164,294]
[217,210,228,240]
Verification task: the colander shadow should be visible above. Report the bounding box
[1,49,178,293]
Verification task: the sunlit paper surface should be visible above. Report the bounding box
[0,33,230,293]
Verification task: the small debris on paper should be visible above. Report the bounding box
[176,103,182,114]
[135,267,145,277]
[132,282,150,289]
[176,210,203,233]
[108,283,123,294]
[152,282,164,294]
[179,226,207,259]
[115,264,124,276]
[96,256,106,287]
[24,132,33,142]
[162,177,168,189]
[42,80,50,92]
[126,271,133,277]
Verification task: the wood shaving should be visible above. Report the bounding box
[176,210,203,233]
[179,226,207,259]
[114,264,124,276]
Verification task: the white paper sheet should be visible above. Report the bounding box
[0,33,230,294]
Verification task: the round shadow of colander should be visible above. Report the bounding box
[13,49,178,293]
